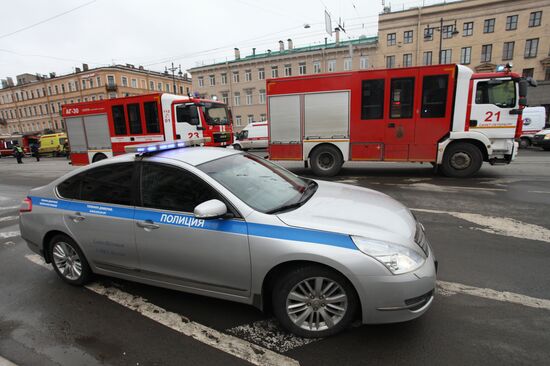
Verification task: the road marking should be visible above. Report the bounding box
[388,183,505,192]
[0,216,18,223]
[438,281,550,311]
[0,206,20,211]
[24,254,300,366]
[227,319,318,353]
[413,208,550,243]
[0,231,20,239]
[528,190,550,194]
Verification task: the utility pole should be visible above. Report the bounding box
[438,17,443,64]
[165,62,182,94]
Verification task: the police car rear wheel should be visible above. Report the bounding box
[272,266,358,338]
[49,235,92,285]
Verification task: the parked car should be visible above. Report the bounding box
[532,129,550,151]
[519,107,547,148]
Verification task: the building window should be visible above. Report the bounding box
[97,76,101,87]
[122,76,128,87]
[198,77,204,87]
[221,73,227,85]
[484,18,495,33]
[440,49,452,64]
[258,68,265,80]
[260,113,266,121]
[522,68,534,78]
[165,83,170,92]
[157,82,162,91]
[443,25,455,39]
[247,115,254,124]
[81,80,86,90]
[233,71,240,83]
[481,44,492,62]
[404,30,413,44]
[327,59,336,72]
[424,27,434,41]
[245,70,252,82]
[149,80,154,90]
[299,63,306,75]
[360,56,368,69]
[234,92,240,106]
[502,42,515,61]
[222,93,228,104]
[529,11,542,27]
[344,58,352,71]
[131,79,137,88]
[423,51,432,66]
[61,84,65,93]
[271,66,278,78]
[545,68,550,81]
[506,15,518,30]
[313,61,321,73]
[386,55,395,68]
[259,89,266,104]
[209,75,215,86]
[403,54,412,67]
[284,64,292,77]
[525,38,539,58]
[235,115,241,126]
[246,90,253,105]
[460,47,471,64]
[387,33,396,46]
[55,85,59,94]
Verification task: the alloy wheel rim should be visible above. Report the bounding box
[52,242,82,281]
[450,152,472,170]
[286,277,348,332]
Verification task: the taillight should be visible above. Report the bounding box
[20,197,32,213]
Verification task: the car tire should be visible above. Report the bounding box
[310,145,343,177]
[233,144,242,150]
[519,138,530,149]
[272,265,358,338]
[440,142,483,178]
[92,153,107,163]
[48,234,92,286]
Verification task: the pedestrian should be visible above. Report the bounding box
[12,143,24,164]
[63,141,70,159]
[31,142,40,162]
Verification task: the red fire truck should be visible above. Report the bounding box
[0,133,39,157]
[267,64,534,177]
[62,93,234,165]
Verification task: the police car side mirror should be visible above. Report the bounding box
[194,199,228,220]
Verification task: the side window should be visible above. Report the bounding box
[57,173,84,199]
[81,163,134,205]
[361,79,385,120]
[421,75,449,118]
[112,105,127,135]
[127,103,142,134]
[144,101,160,133]
[390,78,415,119]
[175,105,200,125]
[475,80,516,108]
[141,163,219,213]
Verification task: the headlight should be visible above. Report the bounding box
[544,135,550,140]
[352,236,426,275]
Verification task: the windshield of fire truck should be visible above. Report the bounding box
[475,79,516,108]
[201,103,230,125]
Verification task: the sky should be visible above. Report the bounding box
[0,0,456,79]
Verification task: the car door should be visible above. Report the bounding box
[134,161,251,296]
[58,162,140,271]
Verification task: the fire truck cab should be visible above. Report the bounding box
[62,93,233,165]
[267,64,531,177]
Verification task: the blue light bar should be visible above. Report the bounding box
[124,137,211,154]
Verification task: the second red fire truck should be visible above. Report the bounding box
[267,64,534,177]
[62,93,233,165]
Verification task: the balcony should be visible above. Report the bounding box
[105,83,118,92]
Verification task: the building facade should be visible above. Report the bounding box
[188,35,378,130]
[0,64,192,135]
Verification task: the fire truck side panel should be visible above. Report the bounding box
[268,94,302,160]
[65,116,90,164]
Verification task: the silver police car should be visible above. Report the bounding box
[20,142,436,337]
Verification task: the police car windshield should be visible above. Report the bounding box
[198,153,311,213]
[201,103,231,125]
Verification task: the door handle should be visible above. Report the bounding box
[69,212,85,223]
[136,220,160,230]
[387,123,396,128]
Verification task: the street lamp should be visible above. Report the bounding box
[165,62,182,94]
[425,18,460,64]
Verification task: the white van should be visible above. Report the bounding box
[519,106,547,148]
[233,122,268,150]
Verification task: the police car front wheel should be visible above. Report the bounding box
[49,234,92,285]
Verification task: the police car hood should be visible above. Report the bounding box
[276,180,416,245]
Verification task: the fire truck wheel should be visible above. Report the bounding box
[92,153,107,163]
[310,145,343,177]
[440,142,483,178]
[519,138,531,149]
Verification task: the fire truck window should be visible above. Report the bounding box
[112,105,127,135]
[390,78,414,119]
[176,105,200,126]
[361,79,385,119]
[475,80,516,108]
[141,163,220,213]
[421,75,448,118]
[127,103,143,134]
[144,102,160,133]
[81,163,134,206]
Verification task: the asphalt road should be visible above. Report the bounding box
[1,149,549,366]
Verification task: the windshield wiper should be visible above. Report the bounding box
[266,180,318,214]
[266,201,307,214]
